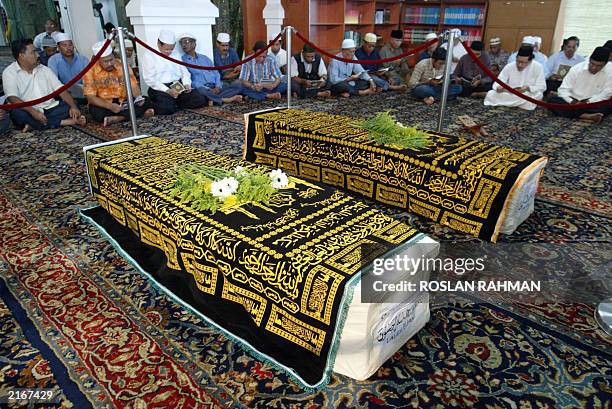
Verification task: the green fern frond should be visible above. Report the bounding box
[351,110,432,150]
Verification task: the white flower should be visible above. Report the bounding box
[269,169,289,189]
[234,165,247,176]
[211,177,239,199]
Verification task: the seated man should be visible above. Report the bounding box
[213,33,241,86]
[239,40,287,101]
[484,46,546,111]
[0,96,9,135]
[33,19,60,52]
[545,36,585,93]
[2,39,85,131]
[83,41,154,127]
[141,29,208,115]
[548,46,611,123]
[48,33,89,100]
[486,37,509,74]
[328,39,376,98]
[355,33,405,92]
[453,41,492,98]
[38,36,57,66]
[508,36,548,72]
[269,34,288,75]
[114,38,137,70]
[418,32,439,62]
[179,33,242,105]
[380,30,412,84]
[409,48,462,105]
[290,44,331,98]
[440,29,467,72]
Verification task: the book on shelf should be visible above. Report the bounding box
[383,9,391,23]
[443,7,485,26]
[345,10,361,25]
[375,9,384,24]
[344,30,363,47]
[403,28,436,44]
[403,6,440,25]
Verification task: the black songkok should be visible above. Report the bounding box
[390,30,403,40]
[470,41,484,51]
[517,45,534,58]
[591,46,610,62]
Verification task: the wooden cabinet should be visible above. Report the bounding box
[484,0,561,55]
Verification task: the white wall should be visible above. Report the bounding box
[556,0,612,56]
[57,0,106,57]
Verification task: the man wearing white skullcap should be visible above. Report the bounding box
[3,38,85,131]
[179,33,243,105]
[213,33,241,86]
[328,38,376,97]
[418,32,439,62]
[440,28,467,72]
[486,37,509,74]
[355,33,405,91]
[268,33,288,74]
[141,29,207,115]
[114,38,137,69]
[83,41,154,127]
[507,35,548,75]
[47,32,89,101]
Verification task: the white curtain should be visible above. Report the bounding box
[560,0,612,56]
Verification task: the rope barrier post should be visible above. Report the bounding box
[116,27,139,137]
[437,30,455,132]
[286,26,292,108]
[596,300,612,337]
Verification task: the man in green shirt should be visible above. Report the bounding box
[379,30,411,86]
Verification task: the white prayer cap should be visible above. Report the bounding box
[217,32,230,43]
[425,32,438,41]
[489,37,501,45]
[533,36,542,45]
[522,36,536,45]
[53,32,71,44]
[341,38,356,49]
[92,41,112,57]
[124,38,134,49]
[178,33,196,41]
[364,33,377,43]
[450,28,462,37]
[158,29,176,45]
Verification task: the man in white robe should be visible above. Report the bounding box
[548,47,612,123]
[440,28,467,72]
[484,46,546,110]
[507,36,548,75]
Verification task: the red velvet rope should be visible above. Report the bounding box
[295,31,437,64]
[0,38,113,110]
[462,41,612,110]
[131,32,283,71]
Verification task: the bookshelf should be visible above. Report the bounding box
[242,1,488,62]
[401,1,488,47]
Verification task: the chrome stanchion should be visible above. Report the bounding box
[286,26,292,108]
[116,27,138,137]
[596,299,612,337]
[436,30,455,132]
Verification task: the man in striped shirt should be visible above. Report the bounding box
[239,41,286,101]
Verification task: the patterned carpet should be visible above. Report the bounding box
[0,94,611,408]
